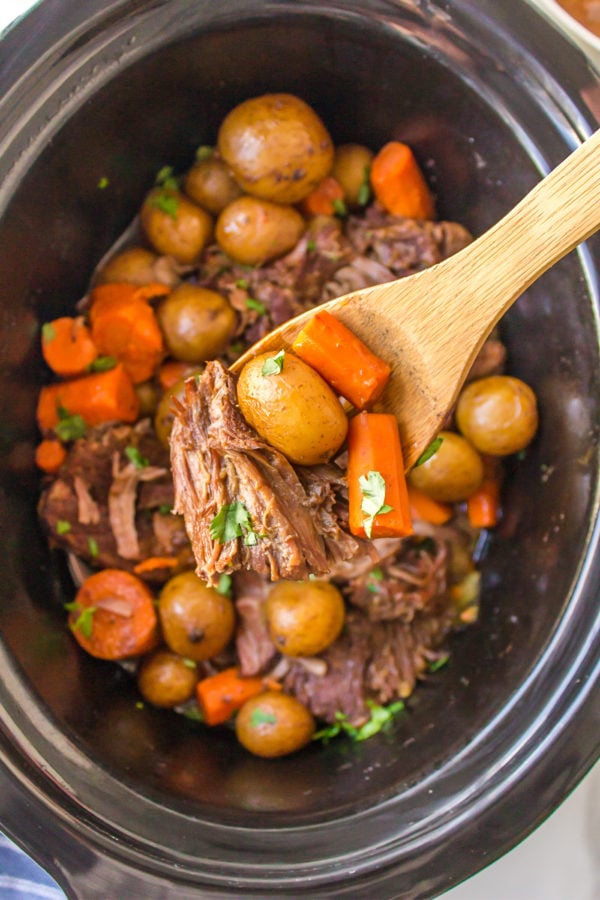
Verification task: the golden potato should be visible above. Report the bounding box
[235,691,315,758]
[331,143,374,207]
[216,196,305,266]
[158,570,235,661]
[140,188,213,263]
[157,284,236,363]
[217,93,334,204]
[184,156,243,215]
[236,351,348,465]
[266,580,345,657]
[456,375,538,456]
[134,380,160,417]
[96,246,159,285]
[408,430,484,503]
[137,649,198,708]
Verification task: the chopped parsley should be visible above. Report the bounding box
[357,166,372,207]
[250,708,277,727]
[55,406,86,442]
[358,470,393,539]
[87,536,99,558]
[366,566,384,593]
[182,705,204,721]
[97,176,109,189]
[135,701,145,710]
[217,573,232,597]
[332,197,348,217]
[155,165,179,191]
[313,700,404,745]
[235,278,249,290]
[209,501,262,547]
[428,654,450,673]
[158,503,173,516]
[306,239,316,252]
[41,322,56,343]
[261,350,285,377]
[56,519,72,535]
[246,297,267,315]
[150,192,179,219]
[414,436,443,467]
[195,145,214,161]
[182,658,197,669]
[88,355,116,373]
[125,446,149,469]
[64,602,96,639]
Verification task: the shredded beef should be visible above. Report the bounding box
[233,570,277,677]
[170,361,362,585]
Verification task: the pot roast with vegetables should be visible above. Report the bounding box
[36,93,538,759]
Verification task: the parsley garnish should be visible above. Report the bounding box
[135,701,145,710]
[209,501,262,546]
[155,165,179,191]
[250,708,277,727]
[55,406,86,442]
[246,297,267,315]
[88,355,116,373]
[332,197,348,217]
[261,350,285,376]
[64,602,96,639]
[182,705,204,721]
[56,520,71,535]
[306,239,316,252]
[414,436,443,467]
[195,145,214,161]
[158,504,173,515]
[97,176,109,189]
[313,700,404,745]
[125,446,149,469]
[358,470,393,539]
[182,658,197,669]
[428,654,450,673]
[150,192,179,219]
[366,566,384,594]
[235,278,249,289]
[87,537,99,558]
[357,165,372,207]
[41,322,56,342]
[217,573,232,597]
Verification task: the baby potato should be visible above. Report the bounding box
[266,580,345,657]
[138,648,198,708]
[235,691,315,758]
[408,430,484,503]
[158,570,235,661]
[217,93,334,204]
[157,284,236,363]
[140,188,213,263]
[236,351,348,466]
[216,196,305,266]
[184,156,243,215]
[456,375,538,456]
[96,246,159,285]
[331,143,374,207]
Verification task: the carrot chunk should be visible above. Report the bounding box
[34,439,67,474]
[36,363,140,431]
[347,411,413,539]
[133,556,179,575]
[196,667,265,726]
[158,360,197,391]
[407,484,453,525]
[467,476,501,529]
[67,569,159,660]
[370,141,435,219]
[292,309,391,409]
[41,317,98,377]
[300,176,346,217]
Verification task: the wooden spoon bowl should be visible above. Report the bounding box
[232,129,600,469]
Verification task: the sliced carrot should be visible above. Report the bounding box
[467,476,501,529]
[41,317,99,377]
[292,309,391,410]
[196,666,265,726]
[407,484,453,525]
[347,411,413,539]
[88,282,170,320]
[36,363,139,431]
[300,176,346,217]
[34,439,67,474]
[68,568,159,660]
[370,141,435,220]
[133,556,179,575]
[158,360,197,391]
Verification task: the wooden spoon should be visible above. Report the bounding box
[231,129,600,469]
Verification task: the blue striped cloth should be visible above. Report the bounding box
[0,834,65,899]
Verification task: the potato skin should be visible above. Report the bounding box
[236,351,348,465]
[157,284,236,363]
[456,375,538,456]
[96,246,159,285]
[218,93,334,204]
[158,571,235,661]
[266,580,345,657]
[138,649,198,708]
[331,143,374,207]
[408,430,484,502]
[236,691,315,758]
[184,156,243,215]
[140,188,213,263]
[216,196,305,266]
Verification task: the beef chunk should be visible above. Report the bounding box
[170,361,362,585]
[233,570,277,677]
